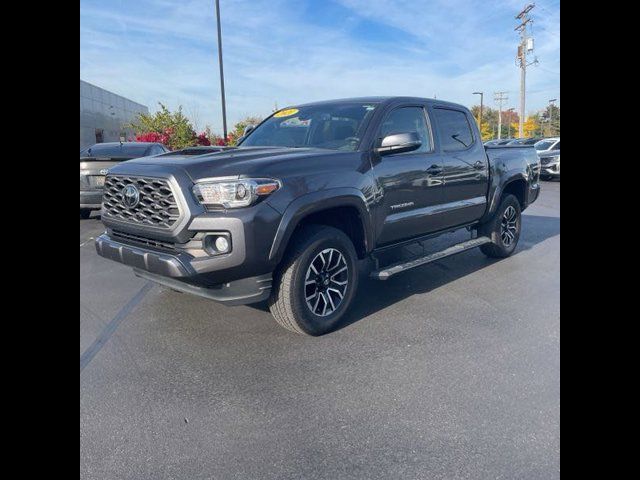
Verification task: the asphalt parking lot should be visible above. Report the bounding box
[80,180,560,480]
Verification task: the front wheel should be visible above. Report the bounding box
[268,225,359,336]
[478,194,522,258]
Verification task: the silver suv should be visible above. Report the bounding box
[80,142,168,218]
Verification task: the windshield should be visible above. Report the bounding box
[240,102,378,151]
[80,144,151,157]
[534,140,555,151]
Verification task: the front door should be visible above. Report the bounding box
[372,105,444,246]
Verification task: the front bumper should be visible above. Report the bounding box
[133,269,271,306]
[95,164,283,304]
[541,163,560,176]
[95,233,272,305]
[80,190,103,209]
[95,233,196,277]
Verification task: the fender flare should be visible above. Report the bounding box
[483,173,528,222]
[268,188,373,263]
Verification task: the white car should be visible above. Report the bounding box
[534,137,560,152]
[535,138,560,179]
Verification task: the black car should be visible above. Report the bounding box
[484,138,515,146]
[507,137,541,146]
[80,142,169,218]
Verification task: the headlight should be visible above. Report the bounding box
[192,178,281,209]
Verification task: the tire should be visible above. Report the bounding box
[268,225,359,336]
[478,194,521,258]
[80,209,92,219]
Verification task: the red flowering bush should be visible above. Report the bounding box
[128,104,263,150]
[196,132,211,146]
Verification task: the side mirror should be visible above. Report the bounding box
[243,124,256,136]
[375,132,421,156]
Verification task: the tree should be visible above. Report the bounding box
[541,104,560,136]
[127,103,198,150]
[523,115,540,138]
[471,105,520,140]
[226,116,263,146]
[480,122,492,141]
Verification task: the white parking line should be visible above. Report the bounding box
[80,237,95,247]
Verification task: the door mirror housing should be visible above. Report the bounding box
[243,124,256,136]
[375,132,422,156]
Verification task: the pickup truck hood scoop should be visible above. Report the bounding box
[122,146,343,181]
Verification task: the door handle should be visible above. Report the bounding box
[473,160,485,170]
[426,165,443,175]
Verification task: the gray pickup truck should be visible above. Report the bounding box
[95,97,540,335]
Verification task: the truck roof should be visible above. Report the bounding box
[292,96,467,110]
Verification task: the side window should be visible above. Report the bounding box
[433,108,474,151]
[379,107,432,153]
[554,141,560,151]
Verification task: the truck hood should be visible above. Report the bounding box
[118,146,350,181]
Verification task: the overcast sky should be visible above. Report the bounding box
[80,0,560,133]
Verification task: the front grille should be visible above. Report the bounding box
[111,229,176,251]
[540,156,555,165]
[102,175,181,229]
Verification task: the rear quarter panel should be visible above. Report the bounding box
[483,145,540,220]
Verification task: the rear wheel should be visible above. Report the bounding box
[478,194,521,258]
[80,209,92,219]
[268,225,359,336]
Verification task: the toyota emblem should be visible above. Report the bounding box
[121,184,140,208]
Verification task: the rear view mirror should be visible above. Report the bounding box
[375,132,421,156]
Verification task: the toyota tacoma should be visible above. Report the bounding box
[95,97,540,335]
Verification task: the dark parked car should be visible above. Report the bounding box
[484,138,515,146]
[95,97,540,335]
[80,142,169,218]
[507,137,541,146]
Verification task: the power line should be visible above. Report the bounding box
[535,65,560,76]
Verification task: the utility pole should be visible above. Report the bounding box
[214,0,228,141]
[548,99,557,136]
[494,91,508,139]
[515,3,537,138]
[473,92,484,128]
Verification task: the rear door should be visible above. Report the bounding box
[430,106,489,229]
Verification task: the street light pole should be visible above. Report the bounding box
[214,0,228,142]
[473,92,484,129]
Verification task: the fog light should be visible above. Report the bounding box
[203,234,231,255]
[215,236,230,253]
